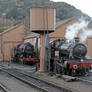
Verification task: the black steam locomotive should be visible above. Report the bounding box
[11,42,38,64]
[48,38,92,76]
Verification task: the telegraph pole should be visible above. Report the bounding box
[1,13,6,62]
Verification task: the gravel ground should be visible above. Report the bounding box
[0,62,36,73]
[39,74,92,92]
[0,71,40,92]
[1,62,92,92]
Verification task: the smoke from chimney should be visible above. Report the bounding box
[79,29,92,42]
[65,19,92,42]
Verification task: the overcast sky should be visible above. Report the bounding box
[51,0,92,18]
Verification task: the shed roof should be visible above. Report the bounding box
[0,17,75,39]
[24,32,40,39]
[56,17,75,28]
[0,23,24,36]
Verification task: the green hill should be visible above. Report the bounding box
[0,0,92,26]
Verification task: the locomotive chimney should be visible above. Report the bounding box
[30,8,56,72]
[74,37,80,43]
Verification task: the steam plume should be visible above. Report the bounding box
[65,20,89,41]
[80,29,92,42]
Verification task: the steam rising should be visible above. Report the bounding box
[80,29,92,42]
[65,19,92,42]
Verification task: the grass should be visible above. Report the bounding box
[0,26,10,33]
[32,71,48,77]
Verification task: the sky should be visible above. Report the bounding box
[51,0,92,18]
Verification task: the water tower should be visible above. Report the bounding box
[30,7,56,72]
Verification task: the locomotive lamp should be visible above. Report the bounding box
[65,39,70,43]
[30,7,56,72]
[73,65,78,69]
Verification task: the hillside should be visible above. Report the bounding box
[0,18,15,32]
[0,0,92,27]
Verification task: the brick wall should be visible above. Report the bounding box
[0,23,28,61]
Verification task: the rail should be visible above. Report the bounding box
[0,64,77,92]
[0,82,10,92]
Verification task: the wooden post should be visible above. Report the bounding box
[40,33,45,72]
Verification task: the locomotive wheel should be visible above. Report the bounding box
[80,68,87,76]
[23,61,26,64]
[19,58,23,64]
[62,67,66,75]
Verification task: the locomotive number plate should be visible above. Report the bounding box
[55,51,59,56]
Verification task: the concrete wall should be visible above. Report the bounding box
[0,23,28,61]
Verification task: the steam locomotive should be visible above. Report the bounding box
[11,42,38,64]
[49,38,92,76]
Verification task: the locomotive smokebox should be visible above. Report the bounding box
[30,7,55,33]
[73,43,87,59]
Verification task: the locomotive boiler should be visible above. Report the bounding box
[58,38,87,59]
[12,42,38,64]
[49,38,92,76]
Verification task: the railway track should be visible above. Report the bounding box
[11,70,77,92]
[0,66,48,92]
[77,72,92,84]
[0,81,10,92]
[1,64,92,92]
[0,65,76,92]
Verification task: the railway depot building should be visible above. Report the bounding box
[0,23,28,61]
[25,17,92,59]
[0,17,92,61]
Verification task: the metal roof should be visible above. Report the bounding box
[0,23,23,36]
[55,17,74,28]
[24,32,40,39]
